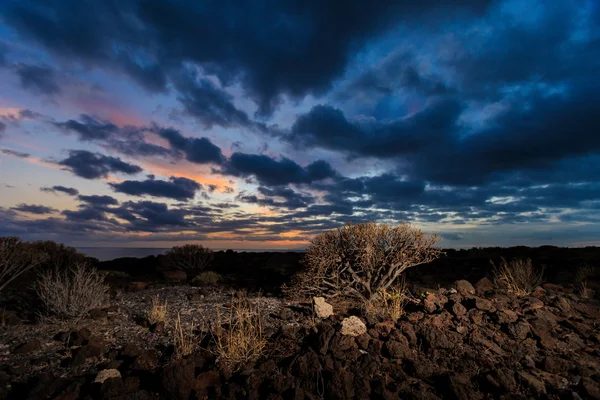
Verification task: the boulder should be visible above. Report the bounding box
[94,369,121,384]
[453,280,476,295]
[13,339,42,354]
[340,316,367,337]
[313,297,334,319]
[161,270,187,283]
[474,277,494,294]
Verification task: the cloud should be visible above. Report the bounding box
[54,115,171,157]
[156,126,224,164]
[173,69,251,129]
[109,176,202,200]
[220,153,338,186]
[238,186,316,210]
[1,148,30,158]
[0,122,5,137]
[58,150,143,179]
[40,185,79,196]
[11,203,58,214]
[78,194,119,206]
[14,63,61,95]
[1,0,492,115]
[290,98,462,159]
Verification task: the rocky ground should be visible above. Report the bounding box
[1,276,599,400]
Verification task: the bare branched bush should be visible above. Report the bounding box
[37,262,109,321]
[492,258,544,296]
[147,295,168,326]
[31,240,86,271]
[211,294,266,371]
[173,313,196,359]
[285,222,442,301]
[363,279,408,322]
[165,244,213,270]
[0,236,49,294]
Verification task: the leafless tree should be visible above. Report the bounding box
[165,244,213,270]
[287,222,442,301]
[0,236,48,294]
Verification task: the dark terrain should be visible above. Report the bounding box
[1,246,599,399]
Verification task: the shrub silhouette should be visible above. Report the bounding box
[286,222,442,301]
[0,236,49,294]
[165,244,213,270]
[31,240,86,271]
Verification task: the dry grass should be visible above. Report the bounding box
[574,264,595,298]
[211,294,266,371]
[147,295,168,326]
[363,278,408,322]
[492,258,544,296]
[173,312,196,359]
[36,262,109,321]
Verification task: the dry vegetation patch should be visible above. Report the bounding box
[492,258,544,295]
[36,262,109,321]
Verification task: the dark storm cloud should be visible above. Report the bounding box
[0,122,6,136]
[40,185,79,196]
[14,63,61,95]
[78,194,119,206]
[238,186,316,210]
[173,69,251,129]
[54,115,172,157]
[155,126,224,164]
[1,148,30,158]
[11,203,58,214]
[1,0,492,115]
[58,150,143,179]
[220,153,338,186]
[109,176,202,201]
[290,98,462,159]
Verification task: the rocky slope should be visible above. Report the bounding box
[1,279,599,399]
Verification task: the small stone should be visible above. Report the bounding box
[451,302,467,317]
[94,369,121,384]
[340,316,367,337]
[475,297,495,312]
[313,297,334,319]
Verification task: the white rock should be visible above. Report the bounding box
[340,316,367,336]
[313,297,333,318]
[94,369,121,384]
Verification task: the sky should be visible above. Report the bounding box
[0,0,599,250]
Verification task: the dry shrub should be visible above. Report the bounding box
[173,313,196,359]
[0,236,49,294]
[165,244,213,270]
[211,294,266,371]
[574,264,595,298]
[191,271,221,286]
[37,262,109,321]
[492,258,544,296]
[285,222,442,301]
[363,279,408,322]
[147,295,168,326]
